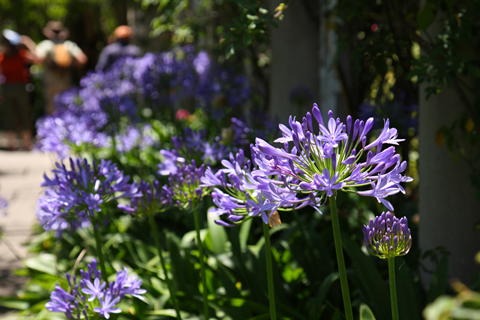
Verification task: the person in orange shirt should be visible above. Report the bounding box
[0,29,38,150]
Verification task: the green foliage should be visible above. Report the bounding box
[220,2,277,59]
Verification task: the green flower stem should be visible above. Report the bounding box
[92,223,108,283]
[147,211,182,320]
[193,206,209,320]
[388,257,399,320]
[329,196,354,320]
[263,222,277,320]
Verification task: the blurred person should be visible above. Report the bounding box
[0,29,37,150]
[36,21,87,115]
[95,25,141,72]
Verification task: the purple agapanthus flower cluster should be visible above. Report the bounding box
[251,103,412,211]
[363,212,412,259]
[114,124,157,153]
[118,180,173,215]
[35,46,251,159]
[158,128,229,176]
[37,158,139,234]
[167,160,209,212]
[45,259,146,319]
[201,149,311,226]
[35,108,109,159]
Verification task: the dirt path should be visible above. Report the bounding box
[0,150,53,299]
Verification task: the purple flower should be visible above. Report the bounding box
[318,117,348,148]
[311,169,346,197]
[38,158,139,235]
[203,150,311,226]
[118,180,172,215]
[94,293,122,319]
[252,103,412,211]
[45,259,146,319]
[82,277,106,301]
[363,212,412,259]
[168,160,209,211]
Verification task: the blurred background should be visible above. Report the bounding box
[1,0,480,316]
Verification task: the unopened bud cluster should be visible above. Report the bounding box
[363,212,412,259]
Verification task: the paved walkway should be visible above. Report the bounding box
[0,150,53,299]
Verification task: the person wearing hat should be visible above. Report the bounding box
[0,29,38,150]
[95,25,142,72]
[36,21,87,115]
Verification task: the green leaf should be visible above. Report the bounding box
[0,300,29,310]
[417,4,436,30]
[239,218,252,250]
[360,304,377,320]
[331,309,342,320]
[426,252,449,304]
[146,309,191,318]
[342,236,390,320]
[396,259,422,320]
[23,253,57,275]
[310,272,340,319]
[207,209,228,254]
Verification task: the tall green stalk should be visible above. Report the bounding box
[147,211,182,320]
[193,206,209,320]
[388,257,399,320]
[93,223,108,282]
[263,222,277,320]
[329,196,354,320]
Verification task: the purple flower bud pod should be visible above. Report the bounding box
[392,221,398,234]
[376,141,383,153]
[366,151,373,166]
[250,144,256,163]
[361,118,374,138]
[328,110,333,119]
[83,310,89,319]
[302,117,308,134]
[363,225,369,236]
[359,121,365,137]
[336,118,341,127]
[386,212,392,220]
[331,153,337,171]
[369,219,374,229]
[361,136,367,148]
[346,115,352,135]
[312,103,324,126]
[292,132,300,151]
[389,246,394,253]
[380,220,385,233]
[306,193,316,205]
[341,155,356,165]
[66,273,71,287]
[306,112,313,132]
[300,182,312,190]
[352,119,360,141]
[215,219,236,227]
[228,214,244,222]
[394,235,398,249]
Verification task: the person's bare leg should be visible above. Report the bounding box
[7,131,16,150]
[21,130,32,150]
